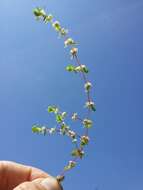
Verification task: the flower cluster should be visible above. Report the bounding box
[66,64,89,74]
[32,7,96,183]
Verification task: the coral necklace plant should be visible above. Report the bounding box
[32,7,96,184]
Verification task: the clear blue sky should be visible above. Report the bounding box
[0,0,143,190]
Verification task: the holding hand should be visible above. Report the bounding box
[0,161,62,190]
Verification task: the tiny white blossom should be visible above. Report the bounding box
[64,38,76,47]
[68,130,76,138]
[70,48,78,56]
[72,113,78,120]
[84,82,92,91]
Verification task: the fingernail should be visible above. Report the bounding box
[41,178,57,190]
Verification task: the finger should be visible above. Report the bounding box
[0,161,49,190]
[13,181,46,190]
[40,177,62,190]
[14,177,62,190]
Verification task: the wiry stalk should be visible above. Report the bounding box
[32,7,96,184]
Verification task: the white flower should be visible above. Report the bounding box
[70,48,78,56]
[68,130,76,138]
[80,136,90,145]
[49,128,56,134]
[64,38,76,47]
[71,113,78,120]
[84,82,92,91]
[83,119,93,128]
[85,101,95,108]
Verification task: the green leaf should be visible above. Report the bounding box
[61,123,69,130]
[47,106,54,112]
[64,165,71,171]
[64,161,76,171]
[60,123,69,135]
[66,65,75,72]
[47,106,58,113]
[91,104,96,111]
[52,21,61,32]
[75,65,89,73]
[71,149,78,157]
[32,125,47,135]
[33,8,46,18]
[83,67,89,73]
[69,161,76,168]
[56,114,63,123]
[32,125,42,133]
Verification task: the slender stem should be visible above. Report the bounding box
[74,54,91,137]
[59,157,79,177]
[74,54,87,83]
[74,54,92,104]
[77,117,83,122]
[36,12,95,180]
[46,126,82,140]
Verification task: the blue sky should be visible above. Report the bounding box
[0,0,143,190]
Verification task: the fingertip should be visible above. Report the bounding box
[41,177,63,190]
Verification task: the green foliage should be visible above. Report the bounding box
[66,65,75,72]
[33,8,46,18]
[66,65,89,74]
[47,106,58,113]
[64,161,76,171]
[56,114,63,123]
[32,125,42,133]
[52,21,61,31]
[75,65,89,73]
[32,125,47,135]
[60,123,69,135]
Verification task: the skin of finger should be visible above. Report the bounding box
[0,161,49,190]
[13,181,48,190]
[33,177,62,190]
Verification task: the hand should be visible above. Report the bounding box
[0,161,62,190]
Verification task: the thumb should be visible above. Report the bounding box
[14,177,63,190]
[40,177,63,190]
